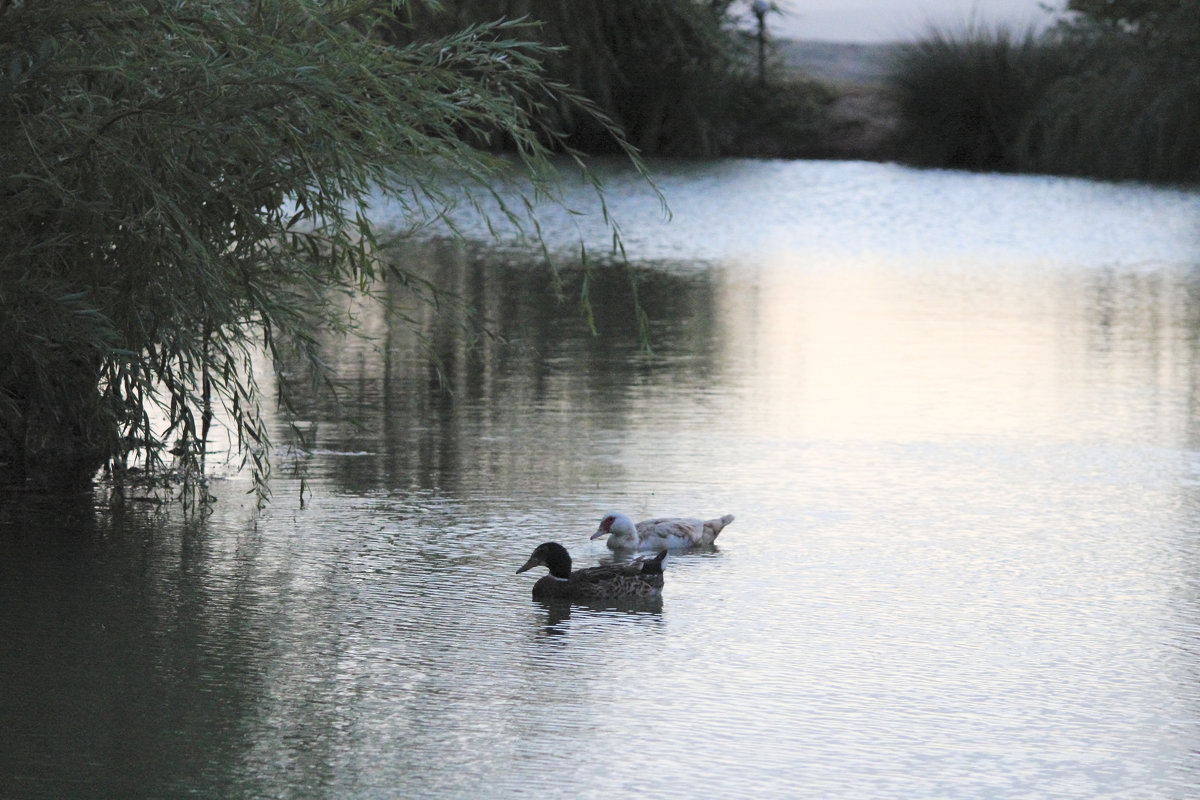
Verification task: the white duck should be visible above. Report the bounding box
[590,512,734,551]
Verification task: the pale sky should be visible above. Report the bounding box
[771,0,1066,42]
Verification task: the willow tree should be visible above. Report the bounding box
[0,0,634,495]
[399,0,750,156]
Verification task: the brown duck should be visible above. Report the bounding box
[516,542,666,600]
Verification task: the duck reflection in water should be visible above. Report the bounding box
[535,595,665,632]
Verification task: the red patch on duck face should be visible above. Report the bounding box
[600,515,616,532]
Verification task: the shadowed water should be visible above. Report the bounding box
[3,160,1200,798]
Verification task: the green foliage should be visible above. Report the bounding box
[888,25,1070,171]
[0,0,635,497]
[1020,27,1200,181]
[887,13,1200,182]
[398,0,758,156]
[725,75,836,158]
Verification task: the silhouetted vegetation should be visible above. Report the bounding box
[888,26,1072,171]
[398,1,832,157]
[888,1,1200,182]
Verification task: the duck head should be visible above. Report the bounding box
[590,512,637,544]
[516,542,573,579]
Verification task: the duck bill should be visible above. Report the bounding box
[515,555,541,574]
[589,529,608,540]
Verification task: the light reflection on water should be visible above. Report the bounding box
[4,160,1200,798]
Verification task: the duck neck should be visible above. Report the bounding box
[544,546,573,580]
[612,515,638,541]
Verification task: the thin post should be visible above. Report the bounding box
[752,0,769,86]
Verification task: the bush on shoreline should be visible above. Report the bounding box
[888,26,1070,172]
[886,5,1200,183]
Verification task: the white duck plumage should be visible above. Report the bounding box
[591,511,734,551]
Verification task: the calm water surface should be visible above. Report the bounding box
[4,160,1200,798]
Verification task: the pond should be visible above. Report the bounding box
[4,159,1200,798]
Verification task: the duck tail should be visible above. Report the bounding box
[707,514,735,539]
[640,550,668,575]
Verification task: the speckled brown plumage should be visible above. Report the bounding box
[516,542,665,600]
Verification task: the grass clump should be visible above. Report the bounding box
[887,4,1200,183]
[888,25,1071,171]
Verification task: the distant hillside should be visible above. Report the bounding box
[774,39,900,86]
